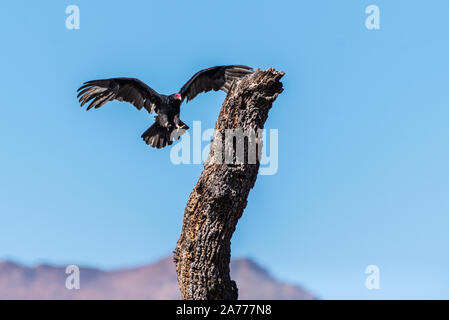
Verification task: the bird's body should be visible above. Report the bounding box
[77,65,253,148]
[150,94,182,128]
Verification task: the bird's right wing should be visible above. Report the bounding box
[77,77,162,113]
[179,65,254,103]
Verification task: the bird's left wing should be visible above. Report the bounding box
[77,77,162,113]
[179,65,254,103]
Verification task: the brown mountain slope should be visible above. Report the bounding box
[0,257,314,300]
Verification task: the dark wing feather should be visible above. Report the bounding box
[179,65,254,103]
[77,77,162,113]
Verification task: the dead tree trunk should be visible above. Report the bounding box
[173,68,284,300]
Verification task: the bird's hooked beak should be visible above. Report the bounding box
[174,93,182,101]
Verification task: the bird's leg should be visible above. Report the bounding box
[174,114,189,129]
[157,114,171,129]
[174,114,182,128]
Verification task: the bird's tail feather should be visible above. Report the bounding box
[141,122,169,149]
[141,122,187,149]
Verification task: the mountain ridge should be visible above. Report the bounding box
[0,256,314,300]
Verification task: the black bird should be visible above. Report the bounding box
[77,65,254,148]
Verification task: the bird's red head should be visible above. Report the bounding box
[173,93,182,101]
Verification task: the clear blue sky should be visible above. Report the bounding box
[1,0,449,299]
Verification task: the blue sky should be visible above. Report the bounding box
[1,0,449,299]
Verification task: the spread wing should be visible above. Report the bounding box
[77,77,162,113]
[179,65,254,103]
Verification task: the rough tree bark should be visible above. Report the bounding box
[173,68,284,300]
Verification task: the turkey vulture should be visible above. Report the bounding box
[77,65,254,148]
